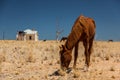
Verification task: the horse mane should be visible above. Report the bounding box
[65,15,95,50]
[65,16,82,50]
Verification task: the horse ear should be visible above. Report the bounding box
[59,45,63,51]
[62,45,67,51]
[59,45,65,51]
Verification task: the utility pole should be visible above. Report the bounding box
[56,17,59,41]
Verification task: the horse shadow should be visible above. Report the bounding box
[49,68,72,76]
[49,67,86,77]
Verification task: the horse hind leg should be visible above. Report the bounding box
[88,35,95,65]
[83,35,94,71]
[83,39,89,71]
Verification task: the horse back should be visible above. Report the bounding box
[79,15,96,40]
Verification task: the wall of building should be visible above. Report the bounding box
[25,34,35,41]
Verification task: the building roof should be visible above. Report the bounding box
[24,29,37,34]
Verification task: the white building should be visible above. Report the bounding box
[16,29,39,41]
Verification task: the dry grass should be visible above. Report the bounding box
[0,40,120,80]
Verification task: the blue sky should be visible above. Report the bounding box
[0,0,120,40]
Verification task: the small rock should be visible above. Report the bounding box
[73,70,80,78]
[57,69,66,76]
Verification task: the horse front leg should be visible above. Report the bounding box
[73,42,79,70]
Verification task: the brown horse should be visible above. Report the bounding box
[59,15,96,71]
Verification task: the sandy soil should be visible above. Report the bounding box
[0,40,120,80]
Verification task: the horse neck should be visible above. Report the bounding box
[65,40,73,51]
[65,16,83,50]
[65,34,78,51]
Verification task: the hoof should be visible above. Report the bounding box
[83,65,89,72]
[66,68,72,73]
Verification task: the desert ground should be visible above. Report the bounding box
[0,40,120,80]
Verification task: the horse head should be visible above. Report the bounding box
[59,45,72,71]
